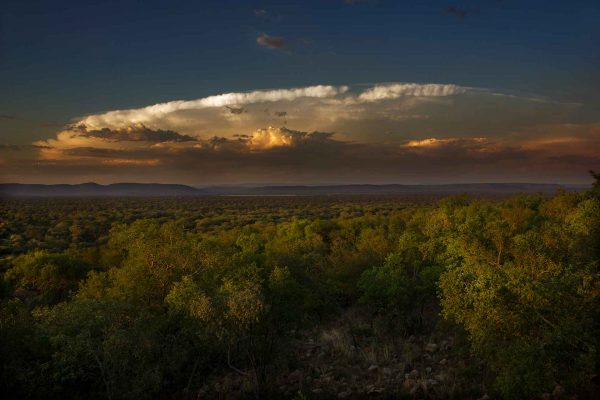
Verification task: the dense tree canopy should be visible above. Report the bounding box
[0,188,598,399]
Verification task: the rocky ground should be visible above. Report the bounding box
[196,306,585,399]
[197,307,496,399]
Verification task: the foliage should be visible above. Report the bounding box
[0,189,598,399]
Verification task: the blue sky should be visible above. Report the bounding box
[1,0,599,183]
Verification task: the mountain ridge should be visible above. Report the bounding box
[0,182,589,197]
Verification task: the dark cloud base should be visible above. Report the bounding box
[6,126,598,184]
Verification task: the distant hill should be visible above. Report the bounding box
[0,183,202,197]
[0,182,588,197]
[202,183,588,196]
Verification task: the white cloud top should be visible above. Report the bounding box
[358,83,467,102]
[81,85,349,130]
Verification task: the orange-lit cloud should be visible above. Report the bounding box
[3,83,595,184]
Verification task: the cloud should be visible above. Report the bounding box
[18,82,597,184]
[402,137,485,148]
[20,130,580,184]
[225,106,246,115]
[256,33,286,50]
[80,85,347,130]
[247,127,332,150]
[254,9,267,17]
[75,124,196,142]
[101,158,161,166]
[358,83,467,102]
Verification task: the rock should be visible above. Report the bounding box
[427,379,439,386]
[288,369,302,382]
[439,358,447,365]
[409,369,419,379]
[382,367,392,375]
[338,389,352,399]
[552,385,565,398]
[425,343,438,353]
[410,381,428,396]
[367,364,379,372]
[402,379,417,391]
[312,388,323,394]
[367,386,383,394]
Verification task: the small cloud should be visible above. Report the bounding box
[247,126,333,150]
[254,9,267,17]
[101,158,161,166]
[78,124,196,143]
[225,106,247,115]
[402,137,487,149]
[256,33,286,50]
[274,111,287,117]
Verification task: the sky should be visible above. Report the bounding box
[1,0,599,185]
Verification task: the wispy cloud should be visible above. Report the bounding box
[358,83,467,102]
[253,9,268,17]
[256,33,286,50]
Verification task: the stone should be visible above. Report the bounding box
[382,367,392,375]
[439,358,447,365]
[288,369,302,382]
[338,389,352,399]
[552,385,565,398]
[367,364,379,372]
[425,343,438,353]
[402,379,417,391]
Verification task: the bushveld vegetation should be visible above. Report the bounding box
[0,181,598,399]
